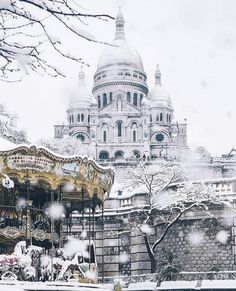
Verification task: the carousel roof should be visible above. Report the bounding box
[0,145,114,199]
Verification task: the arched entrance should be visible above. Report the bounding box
[114,150,124,159]
[133,150,141,158]
[99,150,110,160]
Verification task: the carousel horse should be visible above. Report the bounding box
[57,252,86,281]
[0,241,35,280]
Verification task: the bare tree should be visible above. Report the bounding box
[0,0,114,81]
[117,162,228,274]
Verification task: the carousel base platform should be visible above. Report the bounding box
[0,280,114,291]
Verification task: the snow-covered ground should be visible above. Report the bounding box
[156,279,236,290]
[0,280,113,291]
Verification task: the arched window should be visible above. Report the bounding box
[160,112,163,121]
[109,92,112,103]
[103,93,107,106]
[166,113,169,122]
[117,121,122,137]
[103,131,107,142]
[77,114,80,122]
[98,96,101,108]
[88,115,90,123]
[140,94,143,105]
[156,114,159,122]
[133,130,137,142]
[127,92,131,102]
[169,114,171,123]
[133,93,138,106]
[69,116,71,124]
[81,113,84,122]
[71,115,74,123]
[150,115,152,122]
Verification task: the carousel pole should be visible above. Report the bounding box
[82,187,84,231]
[92,195,95,241]
[59,185,62,248]
[89,204,91,270]
[50,189,54,281]
[26,179,31,240]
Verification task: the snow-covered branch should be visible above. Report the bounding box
[0,0,114,80]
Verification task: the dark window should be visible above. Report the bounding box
[81,114,84,122]
[133,93,138,106]
[160,112,163,121]
[109,92,112,102]
[155,133,164,142]
[133,130,137,142]
[77,134,85,142]
[156,114,159,122]
[71,115,74,123]
[140,94,143,105]
[150,115,152,122]
[103,93,107,106]
[98,96,101,108]
[88,115,90,123]
[117,121,122,137]
[127,92,131,102]
[77,114,80,122]
[103,131,107,142]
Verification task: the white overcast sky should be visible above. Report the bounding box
[1,0,236,156]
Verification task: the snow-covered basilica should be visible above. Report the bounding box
[54,9,187,161]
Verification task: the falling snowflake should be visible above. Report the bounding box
[187,231,204,245]
[216,230,229,244]
[119,252,129,264]
[46,203,64,220]
[141,224,153,234]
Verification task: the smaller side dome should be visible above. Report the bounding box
[147,65,172,108]
[68,71,94,109]
[147,84,172,108]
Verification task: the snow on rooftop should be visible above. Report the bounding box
[0,136,24,151]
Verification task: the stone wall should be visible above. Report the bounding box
[68,208,236,278]
[154,217,234,273]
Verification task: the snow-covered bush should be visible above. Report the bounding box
[0,104,28,144]
[37,135,91,156]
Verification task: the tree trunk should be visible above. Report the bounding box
[143,234,156,273]
[150,254,156,273]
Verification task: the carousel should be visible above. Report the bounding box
[0,145,114,285]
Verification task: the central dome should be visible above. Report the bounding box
[97,38,144,71]
[96,9,144,72]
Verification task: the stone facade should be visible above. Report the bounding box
[54,9,188,161]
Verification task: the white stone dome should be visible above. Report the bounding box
[96,8,144,72]
[68,71,95,110]
[97,38,144,71]
[147,84,172,108]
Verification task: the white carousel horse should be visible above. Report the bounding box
[0,241,34,280]
[57,252,86,281]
